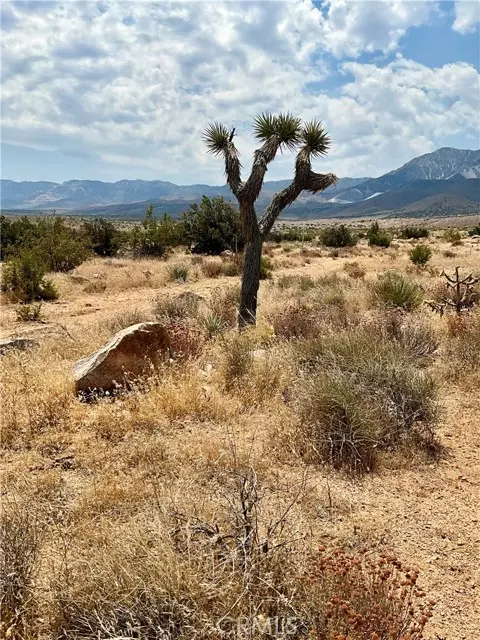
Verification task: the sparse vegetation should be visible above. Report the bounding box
[1,215,477,639]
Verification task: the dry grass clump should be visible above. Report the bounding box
[276,274,317,291]
[0,351,74,448]
[294,328,439,472]
[301,545,434,640]
[166,262,189,283]
[106,308,152,333]
[219,332,254,390]
[208,285,241,327]
[443,311,480,385]
[269,301,319,339]
[153,291,203,323]
[201,258,224,278]
[0,504,44,639]
[371,271,423,311]
[343,261,366,279]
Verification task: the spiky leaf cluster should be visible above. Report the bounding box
[203,122,230,156]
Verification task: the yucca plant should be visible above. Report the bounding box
[203,113,337,326]
[371,271,423,311]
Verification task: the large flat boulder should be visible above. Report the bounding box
[74,322,171,394]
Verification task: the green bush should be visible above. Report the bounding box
[133,206,182,257]
[82,218,122,257]
[319,225,357,248]
[370,271,423,311]
[468,225,480,237]
[181,196,243,255]
[16,302,43,322]
[366,221,392,248]
[409,244,432,267]
[1,216,90,272]
[2,250,58,302]
[399,226,429,239]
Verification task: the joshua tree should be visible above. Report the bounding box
[203,113,337,326]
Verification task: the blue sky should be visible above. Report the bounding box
[1,0,479,184]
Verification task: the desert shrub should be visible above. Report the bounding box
[153,292,201,322]
[1,216,90,271]
[0,507,43,638]
[371,272,423,311]
[106,309,151,333]
[442,228,462,245]
[443,249,456,258]
[444,312,480,382]
[367,221,392,248]
[166,263,189,283]
[181,196,243,255]
[2,250,58,302]
[220,333,254,389]
[370,311,438,362]
[82,218,122,257]
[295,328,438,471]
[343,261,366,279]
[277,274,316,290]
[409,244,432,268]
[302,546,434,639]
[297,370,381,472]
[222,258,242,277]
[35,217,91,272]
[202,313,228,339]
[328,249,339,258]
[468,224,480,237]
[201,259,223,278]
[268,226,317,242]
[16,302,43,322]
[269,302,318,340]
[400,226,429,239]
[164,321,204,360]
[319,225,357,248]
[132,206,182,257]
[209,285,241,327]
[259,255,273,280]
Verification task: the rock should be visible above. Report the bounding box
[0,337,39,355]
[220,250,235,259]
[73,322,172,394]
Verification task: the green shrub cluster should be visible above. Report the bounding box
[399,226,429,239]
[409,244,432,267]
[366,221,392,248]
[319,225,357,248]
[371,271,423,311]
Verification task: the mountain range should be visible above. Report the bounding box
[1,147,479,219]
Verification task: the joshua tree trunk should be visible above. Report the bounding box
[238,232,262,327]
[203,114,338,327]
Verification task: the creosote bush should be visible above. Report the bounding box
[2,250,58,302]
[319,225,357,248]
[409,245,432,268]
[400,226,429,240]
[442,228,462,245]
[367,221,392,248]
[371,272,423,311]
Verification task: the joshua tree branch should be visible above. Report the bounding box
[239,136,280,204]
[224,141,243,197]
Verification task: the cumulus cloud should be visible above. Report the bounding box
[453,0,480,33]
[0,0,477,183]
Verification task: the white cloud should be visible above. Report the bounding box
[453,0,480,34]
[0,0,477,183]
